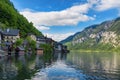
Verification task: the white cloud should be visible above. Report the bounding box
[44,32,75,41]
[36,25,50,30]
[94,0,120,11]
[18,0,120,41]
[20,3,94,29]
[20,0,120,30]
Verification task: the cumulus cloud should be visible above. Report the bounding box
[20,0,120,30]
[20,3,94,30]
[44,32,75,41]
[94,0,120,11]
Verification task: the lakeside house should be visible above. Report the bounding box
[0,29,20,50]
[36,48,44,55]
[27,33,36,41]
[2,29,20,43]
[53,42,69,53]
[54,42,63,52]
[46,38,55,46]
[36,36,46,44]
[36,36,55,47]
[36,36,46,48]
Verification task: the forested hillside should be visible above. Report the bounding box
[0,0,42,37]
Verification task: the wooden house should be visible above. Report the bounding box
[36,48,43,55]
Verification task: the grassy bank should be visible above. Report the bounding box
[70,49,120,53]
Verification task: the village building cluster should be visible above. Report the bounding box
[0,28,69,55]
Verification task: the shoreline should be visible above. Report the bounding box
[70,50,120,53]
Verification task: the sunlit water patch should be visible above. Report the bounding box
[32,60,86,80]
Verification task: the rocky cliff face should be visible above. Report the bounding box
[61,17,120,51]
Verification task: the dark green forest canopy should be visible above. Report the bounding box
[0,0,42,37]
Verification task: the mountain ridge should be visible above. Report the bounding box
[61,17,120,51]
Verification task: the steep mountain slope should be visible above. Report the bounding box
[60,32,81,44]
[61,17,120,51]
[0,0,42,37]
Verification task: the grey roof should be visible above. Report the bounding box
[37,36,46,39]
[36,36,46,40]
[27,33,36,36]
[2,29,19,36]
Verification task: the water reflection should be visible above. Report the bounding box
[0,52,120,80]
[0,53,42,80]
[67,52,120,80]
[0,56,17,80]
[32,60,85,80]
[32,52,85,80]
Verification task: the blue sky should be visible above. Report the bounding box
[10,0,120,41]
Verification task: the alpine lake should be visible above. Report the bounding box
[0,52,120,80]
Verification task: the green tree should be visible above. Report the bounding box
[15,39,23,47]
[25,36,37,53]
[40,44,53,62]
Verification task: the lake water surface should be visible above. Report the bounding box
[0,52,120,80]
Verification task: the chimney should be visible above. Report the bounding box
[7,28,10,32]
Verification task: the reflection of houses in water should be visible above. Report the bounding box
[53,52,67,61]
[0,56,17,80]
[35,55,44,69]
[19,55,26,66]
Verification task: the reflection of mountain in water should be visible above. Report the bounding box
[67,52,120,80]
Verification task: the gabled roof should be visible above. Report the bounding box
[37,36,45,38]
[2,29,19,36]
[27,33,36,36]
[36,36,46,39]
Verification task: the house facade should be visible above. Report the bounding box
[28,33,36,41]
[36,36,46,44]
[36,36,55,47]
[54,42,63,52]
[36,36,46,48]
[2,29,20,43]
